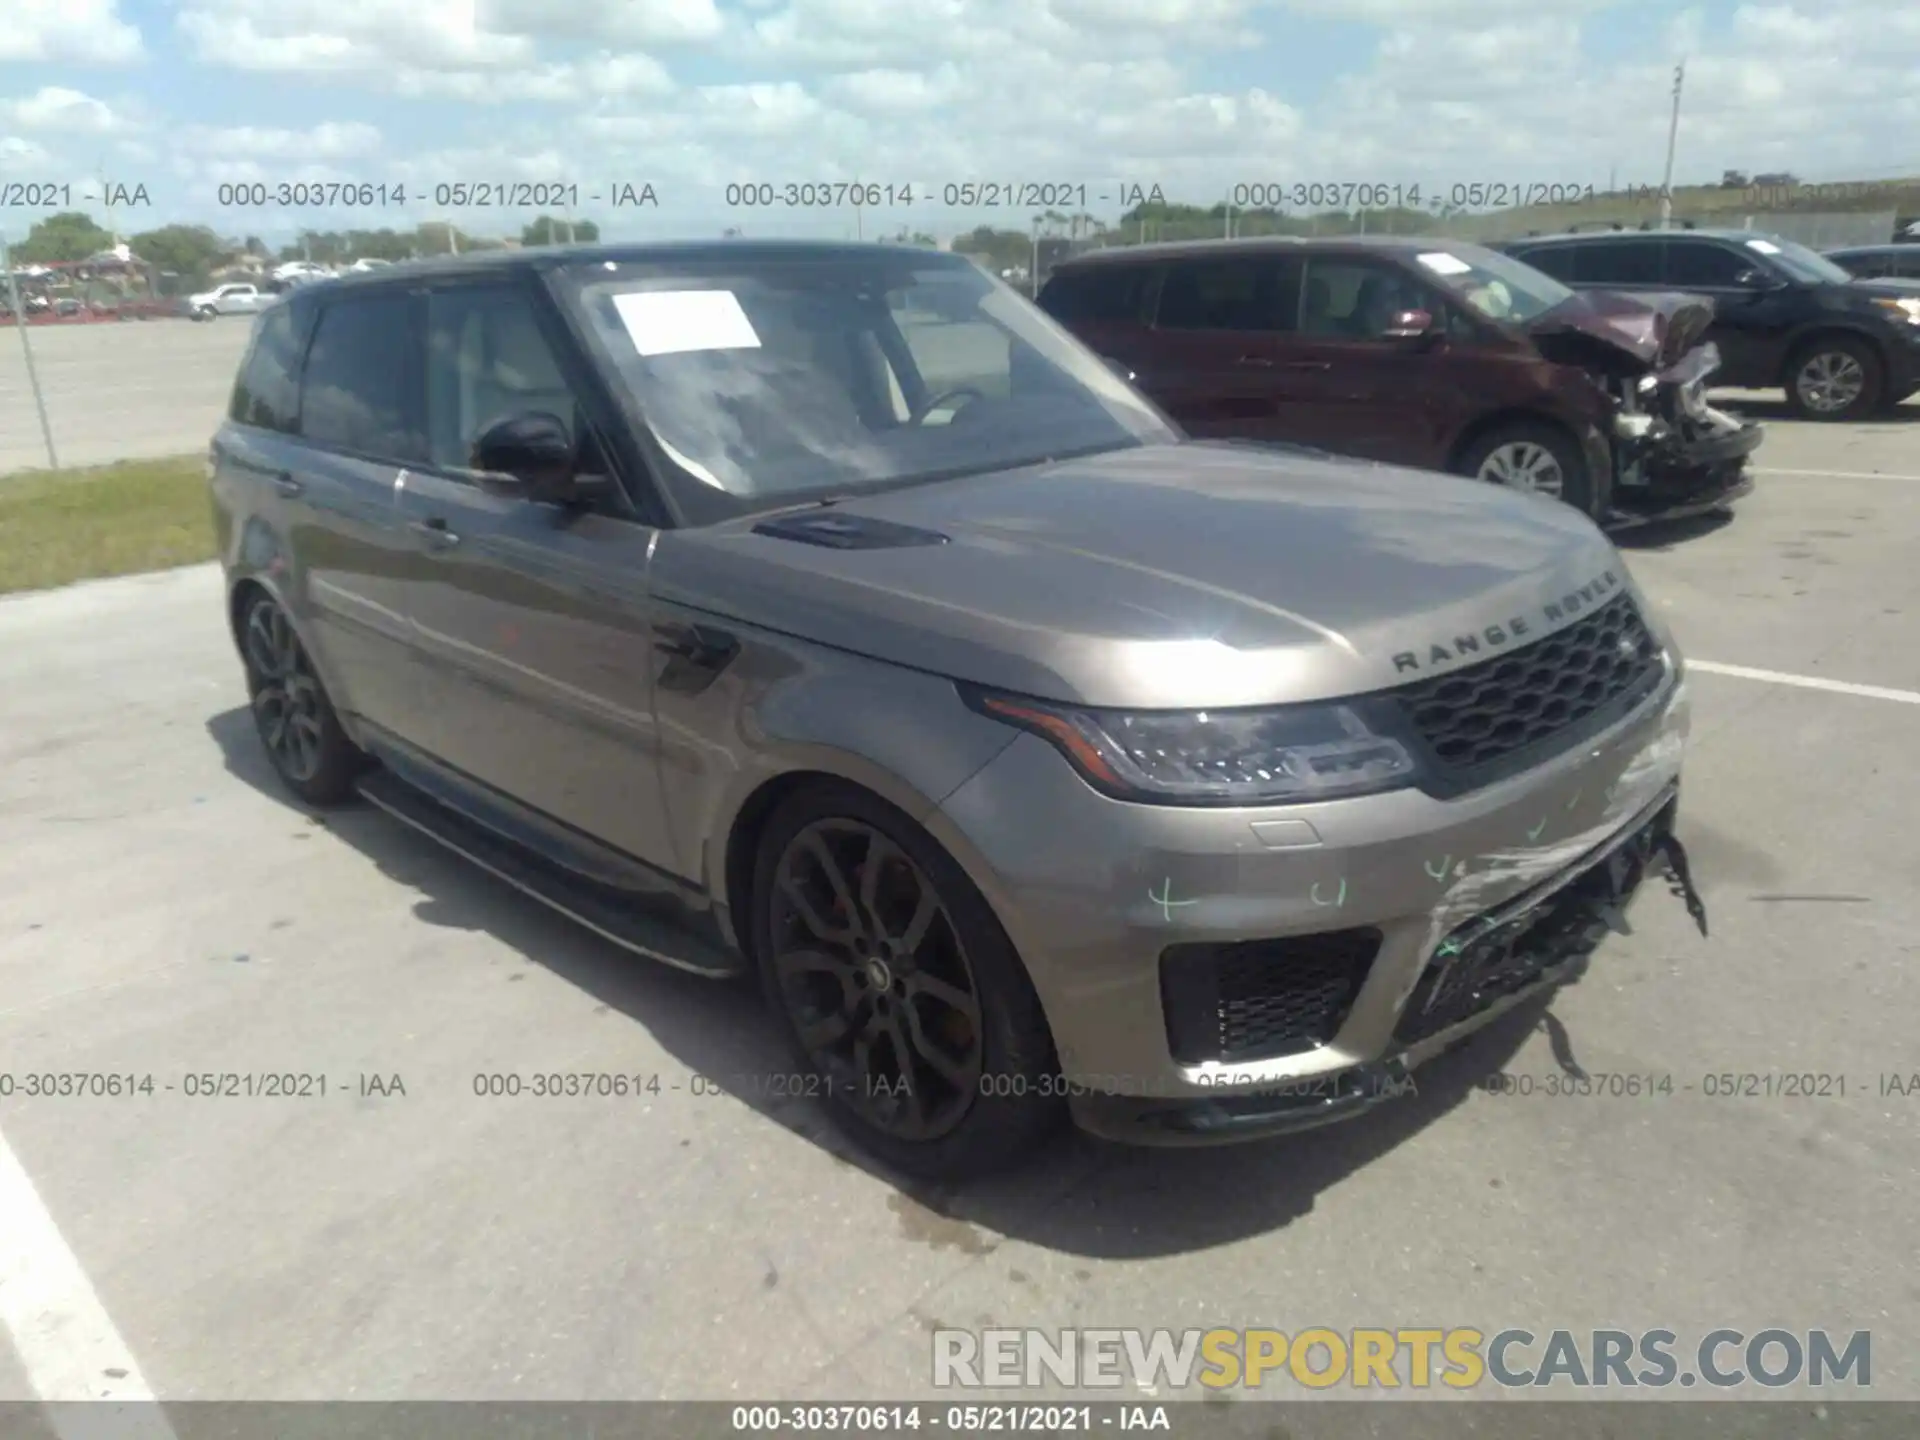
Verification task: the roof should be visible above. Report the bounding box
[1823,242,1916,256]
[1508,227,1763,246]
[309,238,967,295]
[1048,233,1491,270]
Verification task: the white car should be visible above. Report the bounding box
[346,257,392,273]
[187,282,268,320]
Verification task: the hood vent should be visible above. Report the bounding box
[752,511,951,550]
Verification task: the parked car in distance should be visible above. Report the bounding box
[1824,244,1920,283]
[188,282,269,320]
[1037,236,1760,525]
[210,241,1708,1178]
[1502,228,1920,420]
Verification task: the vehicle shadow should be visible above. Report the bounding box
[208,706,1559,1260]
[1612,509,1735,551]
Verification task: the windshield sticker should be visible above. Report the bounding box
[1416,252,1472,275]
[1745,239,1783,254]
[612,289,761,357]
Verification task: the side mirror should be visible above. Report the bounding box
[469,411,602,504]
[1101,355,1137,383]
[1382,308,1438,340]
[1733,267,1779,290]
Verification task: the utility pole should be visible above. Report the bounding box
[1658,60,1685,230]
[1,232,60,469]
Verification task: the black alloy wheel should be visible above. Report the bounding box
[770,818,984,1140]
[240,591,362,805]
[753,782,1062,1178]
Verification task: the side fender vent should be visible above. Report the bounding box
[752,512,951,550]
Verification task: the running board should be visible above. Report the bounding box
[354,769,744,979]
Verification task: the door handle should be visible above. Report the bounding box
[409,517,461,549]
[652,621,738,671]
[272,473,303,498]
[1278,360,1332,371]
[1234,355,1274,367]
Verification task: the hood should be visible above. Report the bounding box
[1525,289,1716,375]
[1852,276,1920,298]
[650,442,1629,710]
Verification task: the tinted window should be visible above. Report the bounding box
[1155,258,1291,331]
[1576,240,1664,285]
[227,298,312,433]
[425,286,580,473]
[1300,259,1432,337]
[1893,251,1920,279]
[1512,245,1579,281]
[299,292,425,461]
[1667,241,1750,287]
[1039,265,1151,324]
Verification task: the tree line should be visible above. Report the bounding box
[4,212,604,288]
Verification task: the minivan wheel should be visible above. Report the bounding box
[239,591,362,806]
[1455,423,1595,516]
[751,781,1064,1180]
[1785,336,1882,420]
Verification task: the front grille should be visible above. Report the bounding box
[1386,594,1665,790]
[1394,797,1674,1046]
[1161,929,1380,1065]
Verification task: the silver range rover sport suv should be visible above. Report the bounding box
[209,240,1709,1179]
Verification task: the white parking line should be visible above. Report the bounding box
[0,1130,177,1438]
[1690,660,1920,705]
[1755,467,1920,482]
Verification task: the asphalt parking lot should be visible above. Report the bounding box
[0,320,251,473]
[1,393,1917,1424]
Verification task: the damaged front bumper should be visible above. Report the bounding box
[1605,342,1763,526]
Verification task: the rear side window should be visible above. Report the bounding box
[1667,241,1750,287]
[1155,258,1291,331]
[1511,245,1578,282]
[1038,265,1151,324]
[1574,240,1664,285]
[227,299,312,433]
[299,291,427,462]
[1892,251,1920,279]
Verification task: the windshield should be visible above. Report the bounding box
[553,250,1177,519]
[1407,242,1575,324]
[1743,234,1854,285]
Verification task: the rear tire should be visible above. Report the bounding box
[1784,335,1883,420]
[751,780,1064,1180]
[238,590,363,806]
[1454,421,1598,518]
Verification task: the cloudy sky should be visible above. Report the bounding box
[2,0,1915,243]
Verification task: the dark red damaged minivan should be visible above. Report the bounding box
[1037,235,1762,525]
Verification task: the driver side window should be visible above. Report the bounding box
[1300,259,1433,339]
[425,285,584,477]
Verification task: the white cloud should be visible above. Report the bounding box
[0,0,143,63]
[13,0,1918,237]
[178,122,384,161]
[1,88,123,135]
[177,0,532,75]
[479,0,725,44]
[0,136,56,172]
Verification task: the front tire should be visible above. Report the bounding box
[751,781,1064,1180]
[1454,421,1597,517]
[239,591,362,806]
[1785,335,1883,420]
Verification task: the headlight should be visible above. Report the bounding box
[1871,297,1920,325]
[964,689,1418,805]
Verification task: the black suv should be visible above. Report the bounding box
[1825,244,1920,283]
[1503,229,1920,420]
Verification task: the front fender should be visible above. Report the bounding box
[669,630,1020,944]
